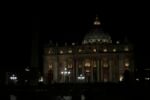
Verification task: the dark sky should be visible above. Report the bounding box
[1,3,150,70]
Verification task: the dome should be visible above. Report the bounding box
[82,29,112,44]
[82,15,112,44]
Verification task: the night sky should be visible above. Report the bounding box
[1,3,150,70]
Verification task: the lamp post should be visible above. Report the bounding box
[77,74,85,82]
[10,74,18,84]
[61,67,71,82]
[38,76,44,83]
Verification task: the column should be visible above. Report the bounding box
[75,58,78,82]
[54,60,58,82]
[97,59,100,82]
[109,57,112,82]
[101,59,103,81]
[91,59,93,82]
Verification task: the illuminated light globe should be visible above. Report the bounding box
[10,74,18,83]
[77,74,85,80]
[61,67,71,75]
[136,78,139,81]
[38,76,44,82]
[103,48,107,52]
[113,48,116,52]
[119,75,123,82]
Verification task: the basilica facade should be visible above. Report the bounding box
[43,16,134,83]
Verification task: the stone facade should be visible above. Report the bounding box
[43,16,134,83]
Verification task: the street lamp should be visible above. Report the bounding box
[38,76,44,82]
[10,74,18,84]
[61,67,71,82]
[77,74,85,81]
[10,74,17,80]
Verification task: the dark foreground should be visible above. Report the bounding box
[1,82,150,100]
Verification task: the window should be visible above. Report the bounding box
[93,48,96,52]
[125,62,129,67]
[94,21,100,25]
[68,49,72,53]
[78,49,82,53]
[113,48,116,52]
[124,47,129,51]
[116,41,120,44]
[79,64,82,68]
[103,48,107,52]
[72,43,75,46]
[119,75,123,81]
[48,50,51,54]
[85,62,90,67]
[103,63,108,68]
[85,70,90,73]
[93,61,96,67]
[103,39,107,42]
[104,78,108,82]
[60,50,63,54]
[49,64,52,69]
[68,64,72,68]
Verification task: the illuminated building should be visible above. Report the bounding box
[43,16,134,83]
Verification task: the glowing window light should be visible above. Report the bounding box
[103,48,107,52]
[78,49,82,52]
[103,63,108,68]
[64,67,67,71]
[125,62,129,67]
[38,76,43,82]
[72,43,75,46]
[83,40,87,44]
[25,67,30,72]
[113,48,116,52]
[124,47,129,51]
[77,74,85,80]
[104,78,108,82]
[48,50,51,54]
[103,39,107,42]
[68,64,72,68]
[93,48,96,52]
[49,64,52,69]
[116,41,120,44]
[68,50,72,53]
[85,70,90,73]
[94,21,101,25]
[136,78,139,81]
[60,50,63,54]
[119,75,123,81]
[93,62,96,67]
